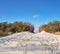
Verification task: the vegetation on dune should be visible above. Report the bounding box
[1,21,60,36]
[39,21,60,33]
[0,22,34,36]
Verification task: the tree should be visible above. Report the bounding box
[39,21,60,33]
[39,24,47,32]
[0,21,34,36]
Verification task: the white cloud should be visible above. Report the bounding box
[32,15,40,18]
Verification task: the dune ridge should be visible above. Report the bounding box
[0,31,60,54]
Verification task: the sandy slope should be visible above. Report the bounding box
[0,31,60,54]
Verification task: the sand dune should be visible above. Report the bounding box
[0,31,60,54]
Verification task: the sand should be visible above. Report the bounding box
[0,31,60,54]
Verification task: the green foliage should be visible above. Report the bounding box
[0,22,34,36]
[39,21,60,33]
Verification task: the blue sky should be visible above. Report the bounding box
[0,0,60,31]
